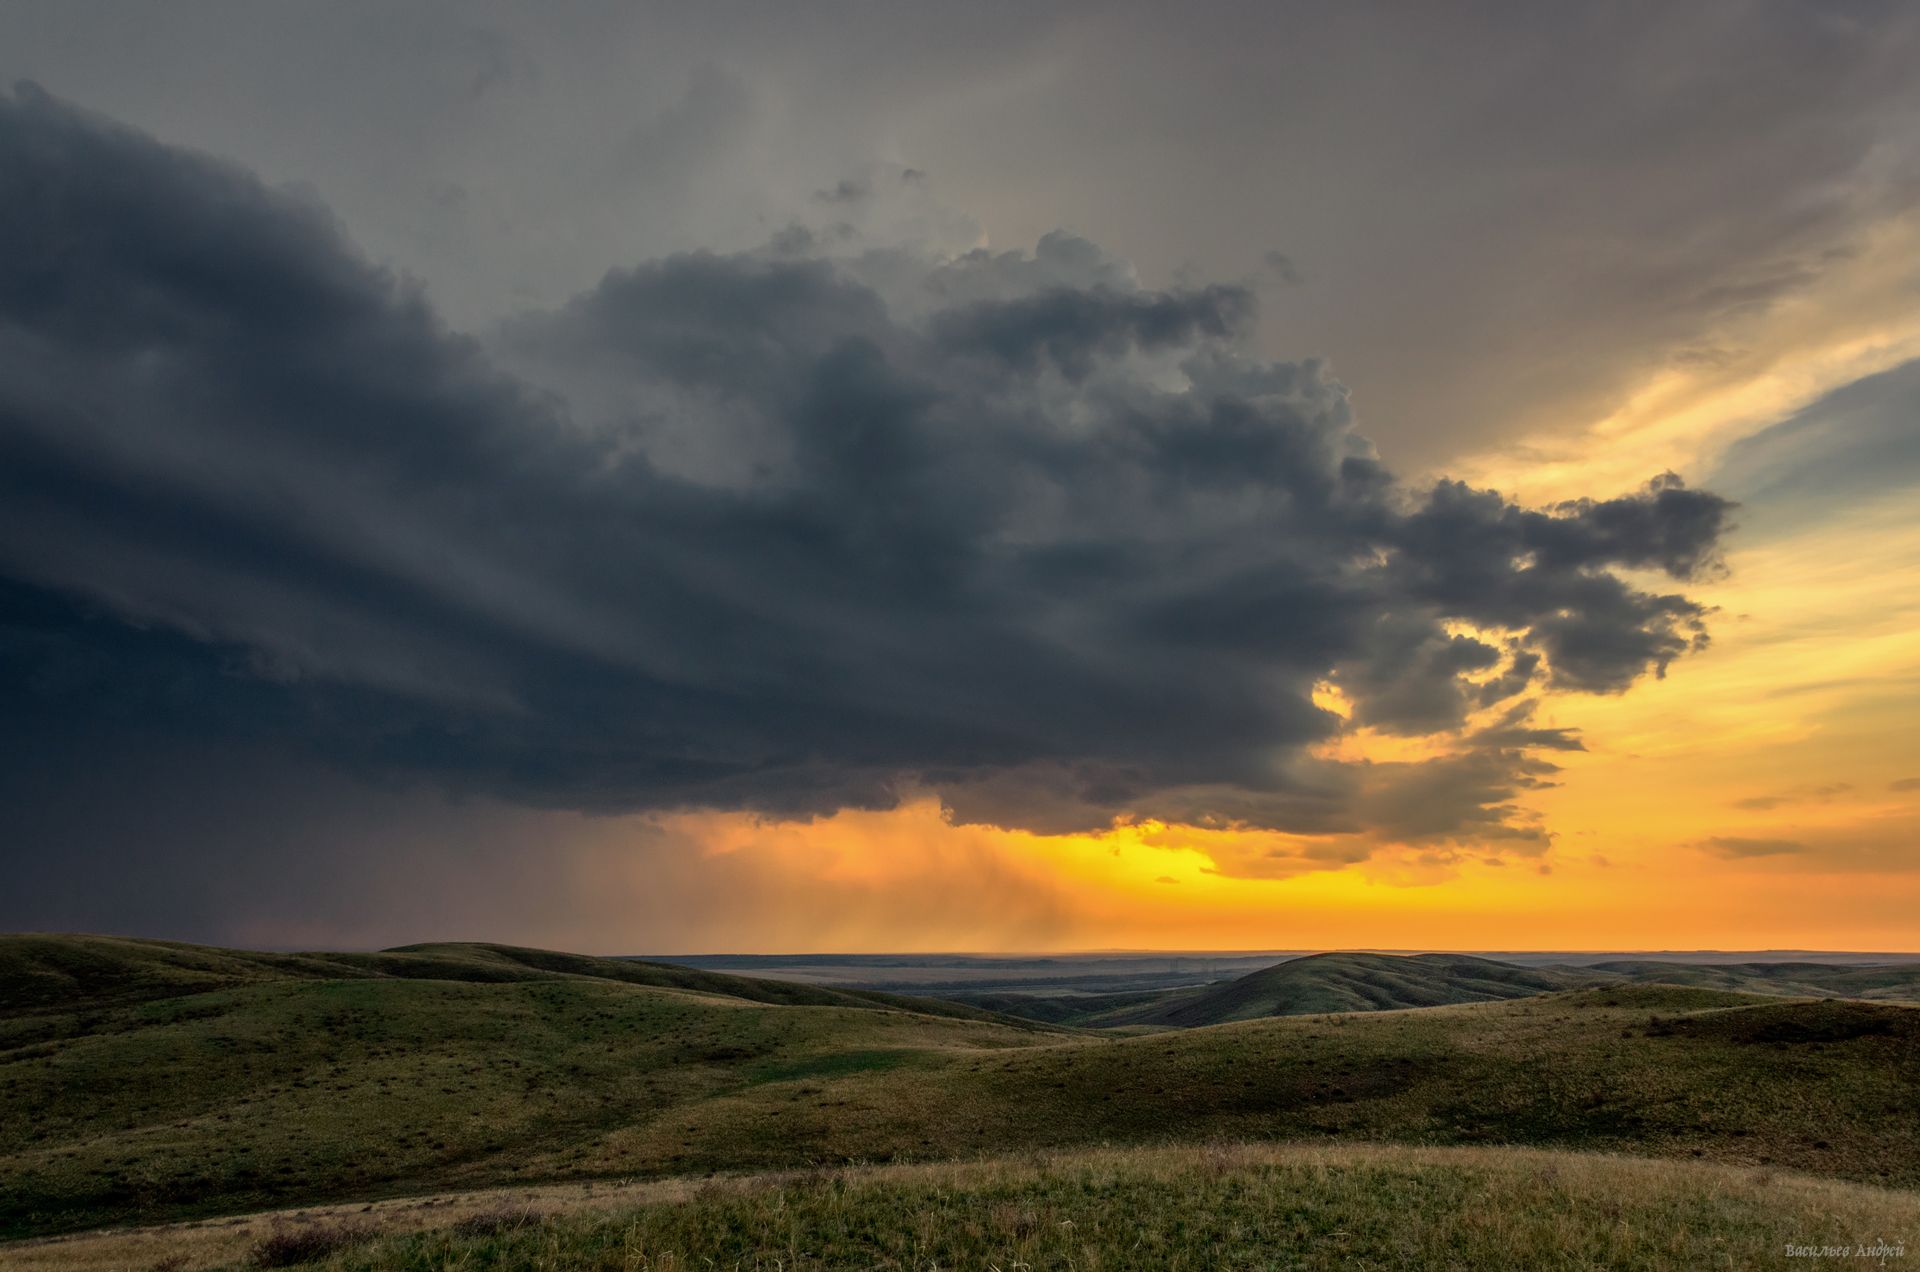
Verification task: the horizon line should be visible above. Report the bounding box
[632,946,1920,960]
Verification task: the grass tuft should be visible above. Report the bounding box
[249,1221,372,1267]
[447,1205,545,1238]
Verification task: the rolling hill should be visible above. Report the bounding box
[1086,951,1591,1026]
[0,935,1030,1024]
[0,935,1057,1239]
[4,934,1919,1252]
[1590,959,1920,1002]
[611,983,1920,1191]
[951,951,1920,1028]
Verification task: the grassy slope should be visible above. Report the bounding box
[1095,952,1590,1027]
[12,1144,1920,1272]
[939,987,1178,1026]
[585,985,1919,1191]
[0,937,1054,1239]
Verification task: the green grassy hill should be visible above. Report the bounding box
[0,935,1026,1023]
[0,935,1055,1238]
[1093,951,1590,1027]
[4,937,1918,1254]
[600,984,1918,1191]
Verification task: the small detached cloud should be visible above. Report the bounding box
[814,177,869,204]
[1262,250,1303,286]
[1695,836,1810,859]
[1733,782,1852,811]
[1891,778,1920,792]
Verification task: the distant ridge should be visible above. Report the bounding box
[1097,952,1588,1027]
[0,934,1040,1027]
[1486,950,1920,966]
[1073,951,1920,1028]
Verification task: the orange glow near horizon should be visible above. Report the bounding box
[628,787,1920,954]
[619,494,1920,955]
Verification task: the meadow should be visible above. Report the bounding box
[13,1144,1919,1271]
[3,936,1917,1267]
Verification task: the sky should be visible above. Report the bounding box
[1,1,1916,954]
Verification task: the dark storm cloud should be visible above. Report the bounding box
[928,283,1255,381]
[3,1,1916,464]
[1376,476,1726,693]
[0,88,1733,847]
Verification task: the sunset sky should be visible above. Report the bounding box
[2,2,1916,953]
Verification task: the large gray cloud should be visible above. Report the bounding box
[7,1,1913,473]
[0,87,1732,847]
